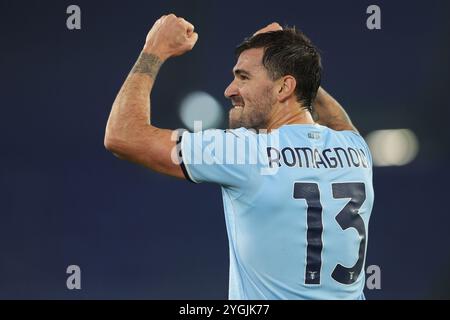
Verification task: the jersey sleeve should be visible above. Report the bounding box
[179,128,259,187]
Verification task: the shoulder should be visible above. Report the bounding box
[224,127,258,138]
[183,127,254,138]
[318,125,364,139]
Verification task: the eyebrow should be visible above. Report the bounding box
[233,69,251,77]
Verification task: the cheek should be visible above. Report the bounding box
[240,81,275,110]
[247,89,270,108]
[229,106,244,118]
[240,86,256,104]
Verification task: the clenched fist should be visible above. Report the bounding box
[143,14,198,61]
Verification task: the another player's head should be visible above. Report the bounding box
[225,28,322,129]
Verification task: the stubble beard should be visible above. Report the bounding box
[228,93,275,130]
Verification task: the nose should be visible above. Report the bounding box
[224,79,238,99]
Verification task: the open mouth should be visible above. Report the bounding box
[232,105,244,109]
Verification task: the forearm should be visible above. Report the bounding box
[313,87,357,132]
[105,51,163,149]
[104,14,197,179]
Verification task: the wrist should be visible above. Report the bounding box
[131,51,164,78]
[142,44,169,62]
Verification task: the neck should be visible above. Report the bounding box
[266,101,315,131]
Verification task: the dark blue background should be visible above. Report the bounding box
[1,0,449,299]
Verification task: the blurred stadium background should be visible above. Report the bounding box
[0,0,449,299]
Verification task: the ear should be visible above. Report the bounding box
[277,76,297,102]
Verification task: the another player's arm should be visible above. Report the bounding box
[104,14,198,178]
[312,87,358,132]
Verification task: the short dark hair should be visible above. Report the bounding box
[235,28,322,112]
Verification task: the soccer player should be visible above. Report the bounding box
[104,15,374,300]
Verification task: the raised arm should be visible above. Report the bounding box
[313,87,358,132]
[104,14,198,178]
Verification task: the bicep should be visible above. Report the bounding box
[113,126,186,179]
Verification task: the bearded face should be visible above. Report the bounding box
[225,48,277,130]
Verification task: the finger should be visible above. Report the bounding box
[179,18,195,34]
[187,32,199,48]
[268,22,282,30]
[253,22,283,35]
[186,21,195,34]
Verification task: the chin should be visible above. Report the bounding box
[229,109,243,129]
[229,122,254,130]
[228,121,241,129]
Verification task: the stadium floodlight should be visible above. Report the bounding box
[366,129,419,166]
[179,91,224,131]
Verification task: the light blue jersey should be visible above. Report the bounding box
[180,124,374,300]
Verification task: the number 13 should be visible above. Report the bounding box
[293,182,367,285]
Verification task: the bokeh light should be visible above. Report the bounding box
[179,91,224,131]
[366,129,419,166]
